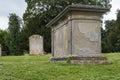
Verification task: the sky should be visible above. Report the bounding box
[0,0,120,30]
[103,0,120,21]
[0,0,27,30]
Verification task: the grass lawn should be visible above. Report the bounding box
[0,53,120,80]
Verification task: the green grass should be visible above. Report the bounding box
[0,53,120,80]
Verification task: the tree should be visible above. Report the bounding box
[101,10,120,53]
[0,29,9,55]
[114,10,120,51]
[6,13,21,55]
[101,20,116,53]
[23,0,111,53]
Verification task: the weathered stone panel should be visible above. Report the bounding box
[72,20,101,57]
[29,35,44,55]
[53,24,69,57]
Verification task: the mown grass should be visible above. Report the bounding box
[0,53,120,80]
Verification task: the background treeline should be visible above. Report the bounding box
[0,0,114,55]
[102,10,120,53]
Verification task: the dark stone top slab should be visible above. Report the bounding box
[46,4,110,27]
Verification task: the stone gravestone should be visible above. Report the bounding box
[0,44,2,56]
[46,4,109,64]
[29,35,44,55]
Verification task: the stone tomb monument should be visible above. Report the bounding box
[0,44,2,56]
[29,35,44,55]
[47,4,109,64]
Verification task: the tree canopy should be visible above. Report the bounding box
[6,13,22,55]
[102,10,120,53]
[0,29,8,55]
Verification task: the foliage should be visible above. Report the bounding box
[114,10,120,51]
[23,0,111,53]
[0,53,120,80]
[66,57,71,63]
[102,20,116,52]
[6,13,22,55]
[102,10,120,53]
[0,30,8,54]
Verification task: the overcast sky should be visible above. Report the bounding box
[0,0,26,30]
[0,0,120,30]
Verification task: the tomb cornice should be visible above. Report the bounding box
[46,4,109,27]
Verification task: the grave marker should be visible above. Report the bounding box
[29,35,44,55]
[47,4,109,64]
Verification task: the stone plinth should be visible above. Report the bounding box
[29,35,44,55]
[47,4,109,64]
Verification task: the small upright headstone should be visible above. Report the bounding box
[29,35,44,55]
[0,44,2,56]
